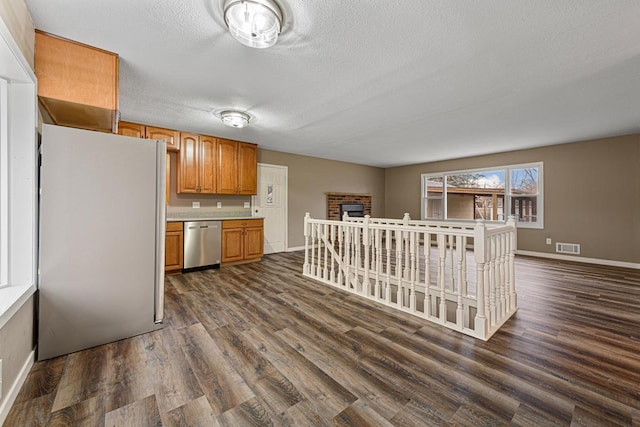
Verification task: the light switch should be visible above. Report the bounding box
[217,202,222,208]
[192,202,200,209]
[244,202,250,209]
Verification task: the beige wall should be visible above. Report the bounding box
[0,296,34,406]
[258,149,386,248]
[385,134,640,264]
[0,0,35,418]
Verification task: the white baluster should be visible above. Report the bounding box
[498,232,506,318]
[507,216,517,311]
[344,223,351,289]
[455,235,464,329]
[403,213,410,280]
[354,227,361,292]
[337,224,343,286]
[329,224,336,283]
[396,229,403,308]
[303,213,310,275]
[424,231,431,318]
[488,236,496,328]
[438,233,446,323]
[310,221,316,278]
[448,234,454,292]
[363,216,371,296]
[323,223,329,280]
[385,228,392,304]
[409,230,416,312]
[374,227,381,299]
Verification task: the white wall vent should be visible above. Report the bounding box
[556,242,580,255]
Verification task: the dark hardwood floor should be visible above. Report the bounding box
[5,251,640,426]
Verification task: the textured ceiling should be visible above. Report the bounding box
[25,0,640,167]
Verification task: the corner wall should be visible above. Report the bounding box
[258,149,385,248]
[385,134,640,264]
[0,0,36,422]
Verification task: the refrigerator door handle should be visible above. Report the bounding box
[154,141,167,323]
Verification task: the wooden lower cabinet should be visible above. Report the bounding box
[165,221,183,274]
[221,219,264,264]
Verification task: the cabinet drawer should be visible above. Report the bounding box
[222,219,263,229]
[166,221,183,232]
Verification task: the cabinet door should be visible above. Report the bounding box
[237,142,258,195]
[199,135,217,194]
[147,126,180,152]
[165,230,183,272]
[222,228,244,262]
[217,139,239,194]
[178,133,199,193]
[117,121,146,138]
[244,226,264,259]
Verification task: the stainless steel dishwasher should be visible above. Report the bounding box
[183,220,222,271]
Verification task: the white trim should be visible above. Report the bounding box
[286,245,305,252]
[516,250,640,270]
[0,350,35,426]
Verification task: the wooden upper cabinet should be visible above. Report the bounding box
[146,126,180,152]
[178,133,199,193]
[35,30,119,133]
[117,121,145,138]
[217,139,239,194]
[199,135,217,194]
[237,142,258,195]
[217,139,257,195]
[177,133,217,194]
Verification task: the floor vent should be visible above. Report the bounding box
[556,242,580,255]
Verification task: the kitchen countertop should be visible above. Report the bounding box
[165,208,263,222]
[167,216,263,222]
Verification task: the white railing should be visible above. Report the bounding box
[303,213,518,340]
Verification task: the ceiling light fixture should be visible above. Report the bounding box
[223,0,283,49]
[219,110,251,128]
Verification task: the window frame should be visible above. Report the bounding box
[421,162,544,229]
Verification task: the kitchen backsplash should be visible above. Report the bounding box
[166,205,253,219]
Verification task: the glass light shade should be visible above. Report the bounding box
[220,110,251,128]
[224,0,282,48]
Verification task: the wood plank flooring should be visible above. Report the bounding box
[5,252,640,426]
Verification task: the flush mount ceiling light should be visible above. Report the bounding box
[223,0,283,48]
[219,110,251,128]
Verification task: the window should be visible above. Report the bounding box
[421,163,543,228]
[0,22,38,328]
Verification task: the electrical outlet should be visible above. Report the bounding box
[546,238,552,245]
[217,202,222,209]
[192,201,200,209]
[244,201,250,209]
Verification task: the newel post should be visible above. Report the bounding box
[303,212,311,274]
[474,220,488,339]
[342,211,349,221]
[506,215,518,310]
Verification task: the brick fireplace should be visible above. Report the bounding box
[327,193,372,220]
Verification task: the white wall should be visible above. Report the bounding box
[0,0,35,422]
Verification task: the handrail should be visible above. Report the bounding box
[303,212,518,340]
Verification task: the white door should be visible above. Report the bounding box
[254,163,287,254]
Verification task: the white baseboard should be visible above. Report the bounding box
[0,350,34,426]
[516,250,640,270]
[286,246,305,252]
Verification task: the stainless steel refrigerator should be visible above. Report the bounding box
[38,124,166,361]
